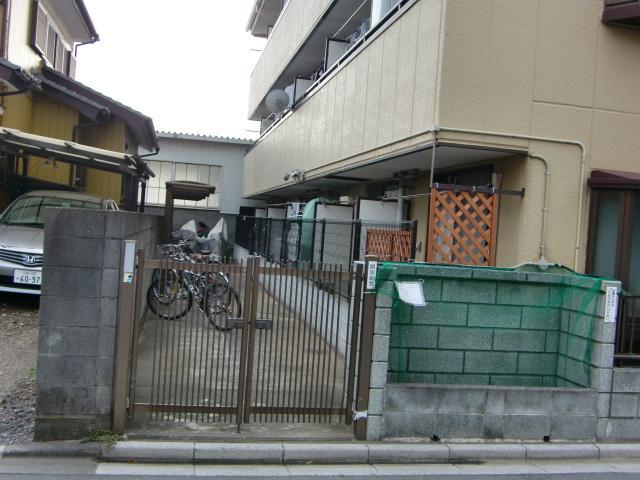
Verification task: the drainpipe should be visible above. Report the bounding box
[1,0,12,59]
[396,181,404,221]
[438,126,587,271]
[529,154,551,268]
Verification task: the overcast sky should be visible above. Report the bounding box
[76,0,265,142]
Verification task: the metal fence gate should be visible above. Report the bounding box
[125,253,365,430]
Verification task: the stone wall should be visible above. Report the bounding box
[599,368,640,440]
[35,209,160,440]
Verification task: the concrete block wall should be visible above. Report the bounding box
[381,264,603,387]
[367,263,633,441]
[35,209,160,440]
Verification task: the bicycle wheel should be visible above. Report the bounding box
[207,288,242,331]
[147,277,192,320]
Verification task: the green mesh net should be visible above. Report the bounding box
[375,262,604,388]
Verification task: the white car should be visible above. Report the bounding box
[0,190,118,294]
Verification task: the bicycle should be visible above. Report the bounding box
[146,242,242,331]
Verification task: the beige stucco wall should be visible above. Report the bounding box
[248,0,333,118]
[245,0,443,196]
[6,0,42,70]
[436,0,640,270]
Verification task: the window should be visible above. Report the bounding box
[31,1,75,76]
[141,160,221,209]
[587,189,640,294]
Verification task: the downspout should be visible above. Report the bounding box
[437,126,587,271]
[529,154,551,268]
[1,0,12,59]
[135,147,160,213]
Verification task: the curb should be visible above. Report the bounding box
[2,441,640,464]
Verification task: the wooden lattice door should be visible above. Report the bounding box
[365,229,412,262]
[426,187,500,266]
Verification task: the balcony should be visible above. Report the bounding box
[249,0,413,128]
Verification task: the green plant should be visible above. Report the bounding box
[82,430,123,447]
[27,367,36,379]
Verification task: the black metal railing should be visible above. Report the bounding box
[615,294,640,366]
[235,216,417,267]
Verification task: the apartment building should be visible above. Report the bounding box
[244,0,640,293]
[0,0,157,210]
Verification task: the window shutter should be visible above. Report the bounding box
[30,1,48,56]
[54,37,64,71]
[67,52,76,78]
[45,24,55,65]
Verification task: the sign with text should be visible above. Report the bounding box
[604,286,619,323]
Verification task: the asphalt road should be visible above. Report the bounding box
[1,457,640,479]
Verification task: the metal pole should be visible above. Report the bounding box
[319,219,326,264]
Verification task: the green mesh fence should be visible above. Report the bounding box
[375,263,603,388]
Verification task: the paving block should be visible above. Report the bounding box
[552,389,597,415]
[436,387,487,414]
[448,443,526,461]
[390,325,438,349]
[382,412,436,438]
[518,353,557,376]
[36,356,98,387]
[521,307,561,330]
[366,415,382,441]
[372,334,390,362]
[38,326,99,356]
[612,368,640,393]
[374,308,391,335]
[550,415,597,440]
[524,443,599,460]
[590,342,615,369]
[441,280,496,304]
[412,302,467,326]
[494,330,546,352]
[195,443,283,463]
[415,265,472,279]
[368,443,449,463]
[434,413,484,438]
[471,269,528,282]
[370,361,389,389]
[35,385,96,415]
[497,283,549,306]
[103,441,194,462]
[490,375,543,387]
[385,385,438,413]
[368,388,385,416]
[503,414,550,440]
[439,327,492,350]
[504,388,553,414]
[609,393,639,418]
[468,304,521,328]
[409,349,464,374]
[464,352,518,374]
[483,414,504,439]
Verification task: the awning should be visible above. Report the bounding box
[588,169,640,189]
[0,127,155,179]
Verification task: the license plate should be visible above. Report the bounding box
[13,269,41,286]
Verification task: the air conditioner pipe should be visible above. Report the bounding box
[437,126,586,271]
[529,154,551,268]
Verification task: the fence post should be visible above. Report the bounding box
[319,218,326,264]
[354,255,378,440]
[127,249,146,420]
[280,218,287,264]
[353,220,362,262]
[112,240,138,434]
[410,220,418,261]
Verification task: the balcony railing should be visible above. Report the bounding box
[615,293,640,366]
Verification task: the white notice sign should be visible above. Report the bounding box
[366,261,378,290]
[395,281,427,307]
[604,286,619,323]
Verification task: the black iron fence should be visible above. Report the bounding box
[615,294,640,366]
[235,216,417,267]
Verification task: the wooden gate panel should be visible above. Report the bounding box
[427,187,500,266]
[365,229,412,262]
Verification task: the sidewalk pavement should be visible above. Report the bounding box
[1,440,640,464]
